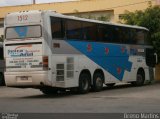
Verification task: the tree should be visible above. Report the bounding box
[120,6,160,61]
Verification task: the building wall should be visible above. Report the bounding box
[0,27,3,36]
[0,0,158,23]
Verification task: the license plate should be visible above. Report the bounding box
[21,76,28,80]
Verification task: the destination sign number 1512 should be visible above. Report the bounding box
[17,15,28,21]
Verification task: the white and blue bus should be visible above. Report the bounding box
[4,10,157,94]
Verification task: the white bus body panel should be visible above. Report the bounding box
[4,71,49,87]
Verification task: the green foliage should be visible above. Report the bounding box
[120,6,160,60]
[120,10,144,25]
[97,15,111,22]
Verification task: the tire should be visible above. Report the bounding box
[40,88,58,95]
[93,73,104,92]
[106,83,115,87]
[79,72,91,94]
[136,72,145,86]
[0,73,4,86]
[131,71,145,86]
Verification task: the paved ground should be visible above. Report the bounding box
[0,82,160,113]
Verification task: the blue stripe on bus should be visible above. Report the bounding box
[67,40,132,81]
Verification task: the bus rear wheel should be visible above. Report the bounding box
[79,72,91,94]
[93,73,104,92]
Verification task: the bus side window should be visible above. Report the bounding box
[122,28,130,44]
[130,29,137,44]
[66,20,82,40]
[135,30,145,45]
[98,25,112,42]
[82,22,91,41]
[89,24,97,41]
[50,17,64,39]
[98,25,104,41]
[145,31,151,45]
[82,22,97,41]
[112,26,121,43]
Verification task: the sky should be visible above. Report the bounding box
[0,0,78,7]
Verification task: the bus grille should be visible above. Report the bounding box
[66,57,74,78]
[56,64,64,81]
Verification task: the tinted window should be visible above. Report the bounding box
[51,17,64,39]
[98,25,113,42]
[112,26,122,43]
[82,22,97,41]
[50,17,148,45]
[122,28,130,44]
[130,29,137,44]
[145,31,151,45]
[135,30,145,45]
[66,20,82,40]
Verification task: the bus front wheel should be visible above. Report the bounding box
[136,72,145,86]
[132,70,145,86]
[79,72,91,94]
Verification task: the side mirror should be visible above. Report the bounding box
[154,53,158,64]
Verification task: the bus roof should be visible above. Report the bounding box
[5,10,148,31]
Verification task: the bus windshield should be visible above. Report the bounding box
[5,25,41,40]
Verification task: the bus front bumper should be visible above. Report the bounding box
[4,71,50,87]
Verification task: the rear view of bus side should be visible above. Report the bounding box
[4,10,157,94]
